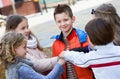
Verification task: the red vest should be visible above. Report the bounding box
[52,29,93,79]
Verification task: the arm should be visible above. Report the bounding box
[18,63,64,79]
[60,51,91,68]
[28,55,59,72]
[33,57,59,72]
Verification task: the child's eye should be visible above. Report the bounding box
[23,46,26,49]
[22,27,25,30]
[57,20,61,23]
[64,19,68,21]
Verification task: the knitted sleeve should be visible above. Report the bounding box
[18,63,64,79]
[32,57,59,73]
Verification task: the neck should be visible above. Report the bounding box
[63,27,73,38]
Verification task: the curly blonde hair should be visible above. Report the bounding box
[0,32,25,64]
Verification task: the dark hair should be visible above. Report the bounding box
[92,3,120,45]
[93,4,117,15]
[6,14,27,32]
[54,4,73,19]
[85,18,114,45]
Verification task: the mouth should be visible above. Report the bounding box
[25,33,29,37]
[62,26,68,29]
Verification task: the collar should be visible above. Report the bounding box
[51,27,87,43]
[27,35,37,49]
[59,28,75,42]
[63,27,73,38]
[94,42,114,50]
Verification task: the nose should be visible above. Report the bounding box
[61,21,66,26]
[25,28,30,33]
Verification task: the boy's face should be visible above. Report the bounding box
[55,12,75,33]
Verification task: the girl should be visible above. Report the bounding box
[91,3,120,45]
[5,14,58,73]
[0,32,65,79]
[60,18,120,79]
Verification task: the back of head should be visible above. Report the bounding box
[0,32,25,64]
[85,18,114,45]
[93,3,120,29]
[93,3,120,45]
[95,3,117,15]
[6,14,27,32]
[54,4,73,19]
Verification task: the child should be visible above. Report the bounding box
[5,14,58,73]
[52,4,93,79]
[91,3,120,45]
[0,32,65,79]
[60,18,120,79]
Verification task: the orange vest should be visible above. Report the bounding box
[52,29,93,79]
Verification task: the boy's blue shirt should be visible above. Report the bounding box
[51,28,87,43]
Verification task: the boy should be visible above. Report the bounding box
[52,4,93,79]
[60,18,120,79]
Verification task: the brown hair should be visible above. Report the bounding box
[93,3,120,45]
[54,4,73,19]
[85,18,114,45]
[0,32,25,64]
[5,14,43,51]
[6,14,27,32]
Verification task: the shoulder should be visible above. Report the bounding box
[18,65,29,72]
[18,65,34,76]
[74,28,87,43]
[51,34,60,40]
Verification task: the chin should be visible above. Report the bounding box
[61,29,69,32]
[24,36,29,40]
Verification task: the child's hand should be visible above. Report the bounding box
[58,58,66,65]
[59,51,66,58]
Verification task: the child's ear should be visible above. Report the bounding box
[72,16,76,22]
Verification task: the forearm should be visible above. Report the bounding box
[18,63,63,79]
[64,51,89,67]
[33,57,59,72]
[45,63,64,79]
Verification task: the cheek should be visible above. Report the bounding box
[15,30,24,35]
[19,49,26,57]
[56,23,61,29]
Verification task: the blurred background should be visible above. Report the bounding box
[0,0,120,56]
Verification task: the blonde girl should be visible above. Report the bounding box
[0,32,65,79]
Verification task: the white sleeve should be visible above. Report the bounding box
[64,51,90,68]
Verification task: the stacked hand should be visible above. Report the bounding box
[58,51,66,65]
[59,51,66,58]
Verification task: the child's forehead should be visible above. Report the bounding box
[55,12,71,18]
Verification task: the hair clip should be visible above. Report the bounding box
[115,13,118,16]
[91,9,95,14]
